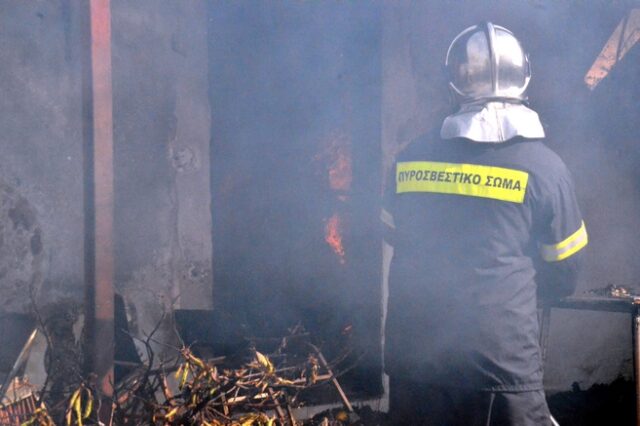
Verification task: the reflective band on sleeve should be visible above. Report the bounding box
[380,208,395,229]
[396,161,529,203]
[540,221,588,262]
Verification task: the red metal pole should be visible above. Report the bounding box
[91,0,114,399]
[83,0,114,411]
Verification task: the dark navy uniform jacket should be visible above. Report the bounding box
[382,131,587,391]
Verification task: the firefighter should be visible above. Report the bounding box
[382,22,587,425]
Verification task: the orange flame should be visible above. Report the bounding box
[325,213,345,264]
[316,131,351,263]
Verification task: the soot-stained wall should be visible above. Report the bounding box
[382,1,640,390]
[0,1,213,339]
[0,1,83,309]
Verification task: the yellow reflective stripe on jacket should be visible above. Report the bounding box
[540,221,588,262]
[396,161,529,203]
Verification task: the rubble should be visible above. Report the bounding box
[9,323,361,426]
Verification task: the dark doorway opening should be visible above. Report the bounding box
[208,2,383,399]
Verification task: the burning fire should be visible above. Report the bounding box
[325,213,345,264]
[316,131,351,264]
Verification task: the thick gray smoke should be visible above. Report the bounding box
[208,2,383,393]
[0,0,638,398]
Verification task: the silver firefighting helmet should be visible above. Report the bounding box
[445,22,531,104]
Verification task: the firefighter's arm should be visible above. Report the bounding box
[536,169,587,302]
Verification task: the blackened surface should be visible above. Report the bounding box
[0,314,34,380]
[79,0,97,379]
[548,377,635,426]
[0,1,84,303]
[42,300,83,422]
[0,183,45,313]
[114,293,141,381]
[174,309,246,360]
[209,2,382,396]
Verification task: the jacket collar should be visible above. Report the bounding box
[440,101,545,143]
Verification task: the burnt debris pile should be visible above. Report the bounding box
[2,319,362,426]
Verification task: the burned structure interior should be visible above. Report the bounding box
[208,2,382,399]
[0,1,639,425]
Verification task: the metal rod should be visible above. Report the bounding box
[90,0,115,395]
[82,0,114,419]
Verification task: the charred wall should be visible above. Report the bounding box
[382,1,640,390]
[0,2,83,309]
[0,0,213,342]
